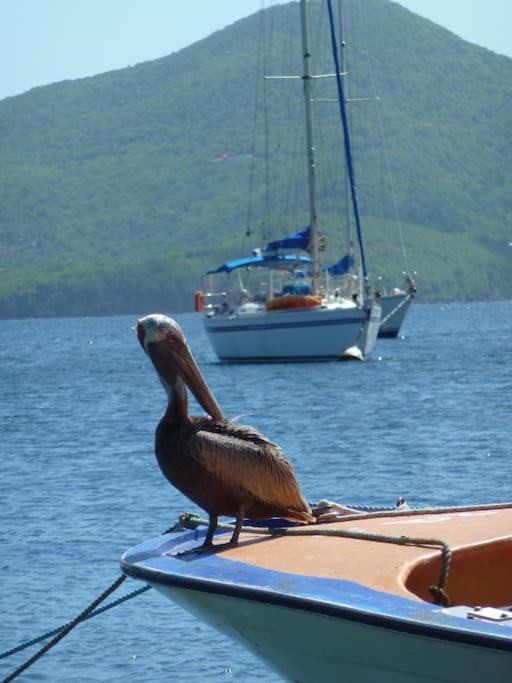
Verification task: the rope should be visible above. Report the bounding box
[355,0,411,274]
[179,512,452,605]
[2,575,127,682]
[0,519,184,673]
[5,500,510,675]
[0,585,151,662]
[181,499,512,528]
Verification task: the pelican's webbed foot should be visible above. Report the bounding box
[171,540,213,557]
[171,512,245,557]
[171,513,218,557]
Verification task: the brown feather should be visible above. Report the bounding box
[156,416,314,522]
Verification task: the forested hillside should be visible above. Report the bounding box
[0,0,511,318]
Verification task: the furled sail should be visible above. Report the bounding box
[262,227,310,254]
[326,252,355,276]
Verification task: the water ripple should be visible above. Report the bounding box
[1,302,511,681]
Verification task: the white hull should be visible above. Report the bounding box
[379,293,412,338]
[203,302,381,362]
[153,584,511,683]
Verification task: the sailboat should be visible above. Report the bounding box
[196,0,381,363]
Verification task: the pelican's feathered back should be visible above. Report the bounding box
[159,416,313,522]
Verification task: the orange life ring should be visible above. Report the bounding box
[266,295,322,311]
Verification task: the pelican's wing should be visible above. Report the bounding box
[189,418,311,517]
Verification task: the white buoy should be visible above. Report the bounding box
[339,345,364,361]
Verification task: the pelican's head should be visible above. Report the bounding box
[137,314,185,354]
[136,314,223,421]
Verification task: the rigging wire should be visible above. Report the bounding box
[262,1,273,244]
[338,0,354,253]
[280,9,304,234]
[326,0,369,281]
[311,2,349,260]
[243,1,268,252]
[355,0,411,274]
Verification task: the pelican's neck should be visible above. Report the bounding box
[162,375,189,424]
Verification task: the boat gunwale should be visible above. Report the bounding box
[121,518,512,652]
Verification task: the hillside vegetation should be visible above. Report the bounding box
[0,0,511,318]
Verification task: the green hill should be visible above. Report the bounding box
[0,0,511,318]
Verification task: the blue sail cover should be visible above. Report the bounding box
[262,227,310,254]
[204,253,311,276]
[326,253,355,276]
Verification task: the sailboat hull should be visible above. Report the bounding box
[203,303,381,362]
[379,294,412,338]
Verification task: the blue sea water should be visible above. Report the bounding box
[1,301,511,682]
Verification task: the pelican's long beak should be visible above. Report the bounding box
[137,316,224,422]
[166,339,224,422]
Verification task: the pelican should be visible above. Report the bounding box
[137,314,314,551]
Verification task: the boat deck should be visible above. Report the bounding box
[212,505,512,607]
[122,502,512,660]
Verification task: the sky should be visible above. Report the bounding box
[1,0,510,101]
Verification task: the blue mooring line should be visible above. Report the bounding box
[0,585,151,661]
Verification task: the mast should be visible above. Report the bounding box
[299,0,320,295]
[326,0,369,285]
[338,0,352,260]
[338,0,362,300]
